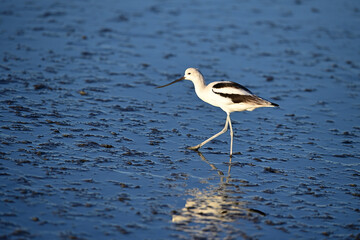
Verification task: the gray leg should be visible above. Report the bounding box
[228,114,233,157]
[188,114,229,150]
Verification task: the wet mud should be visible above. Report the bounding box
[0,0,359,239]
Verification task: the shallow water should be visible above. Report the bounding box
[0,0,359,239]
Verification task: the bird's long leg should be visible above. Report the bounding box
[188,114,229,150]
[228,114,233,157]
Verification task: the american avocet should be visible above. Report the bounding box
[157,68,279,157]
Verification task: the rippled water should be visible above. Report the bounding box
[1,0,359,239]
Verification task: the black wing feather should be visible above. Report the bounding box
[212,82,253,94]
[214,92,264,104]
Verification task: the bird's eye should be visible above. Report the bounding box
[187,72,191,75]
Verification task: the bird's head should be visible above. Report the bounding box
[156,67,204,88]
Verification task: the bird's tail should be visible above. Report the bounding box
[270,102,279,107]
[258,97,279,108]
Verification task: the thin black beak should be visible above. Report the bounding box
[156,76,185,88]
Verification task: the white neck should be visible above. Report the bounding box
[191,75,206,91]
[190,75,207,100]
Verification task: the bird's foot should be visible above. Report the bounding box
[187,145,201,151]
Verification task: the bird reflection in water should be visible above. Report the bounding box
[172,152,266,238]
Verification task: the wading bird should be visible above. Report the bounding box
[157,68,278,157]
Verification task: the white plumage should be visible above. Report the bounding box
[157,68,278,157]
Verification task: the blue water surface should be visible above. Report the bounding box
[0,0,359,239]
